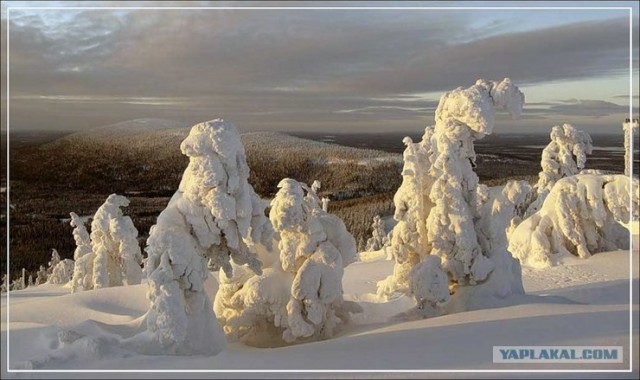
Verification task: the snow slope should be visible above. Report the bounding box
[2,233,637,377]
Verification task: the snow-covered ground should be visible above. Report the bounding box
[2,232,638,377]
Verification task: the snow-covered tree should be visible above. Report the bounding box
[69,212,95,292]
[321,197,330,212]
[49,259,74,285]
[143,119,272,355]
[47,249,61,275]
[90,194,143,289]
[35,265,48,285]
[509,174,639,268]
[365,215,389,252]
[28,275,34,287]
[215,178,361,345]
[377,132,434,296]
[10,279,23,291]
[11,269,26,291]
[70,213,92,261]
[0,274,7,292]
[378,78,526,315]
[524,124,592,217]
[624,118,639,177]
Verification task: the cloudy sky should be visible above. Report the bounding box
[1,1,639,134]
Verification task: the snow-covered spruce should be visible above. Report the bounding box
[49,259,74,285]
[0,274,7,292]
[509,174,639,268]
[624,118,639,177]
[215,178,361,345]
[35,265,47,285]
[69,212,95,292]
[142,119,272,355]
[45,249,74,285]
[523,124,592,218]
[365,214,389,252]
[89,194,143,289]
[47,249,61,275]
[378,78,526,316]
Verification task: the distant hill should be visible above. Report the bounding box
[31,119,402,199]
[44,118,400,165]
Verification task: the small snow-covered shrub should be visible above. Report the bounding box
[509,174,639,268]
[0,275,7,292]
[215,178,361,345]
[143,119,272,355]
[365,214,389,252]
[49,259,74,285]
[35,265,48,285]
[47,249,61,275]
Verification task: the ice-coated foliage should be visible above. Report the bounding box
[321,197,330,212]
[143,119,272,355]
[365,214,389,252]
[36,265,48,285]
[524,124,593,217]
[623,119,639,176]
[9,269,28,291]
[509,174,639,268]
[49,259,74,285]
[215,178,360,345]
[47,249,61,275]
[69,212,95,293]
[0,275,7,293]
[378,78,526,315]
[90,194,143,289]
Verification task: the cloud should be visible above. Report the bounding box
[2,7,638,132]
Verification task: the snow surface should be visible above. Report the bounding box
[2,232,637,374]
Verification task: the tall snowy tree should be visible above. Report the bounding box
[90,194,143,289]
[69,212,95,292]
[143,119,272,355]
[378,78,527,315]
[215,178,361,345]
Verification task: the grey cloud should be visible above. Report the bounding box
[2,7,639,132]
